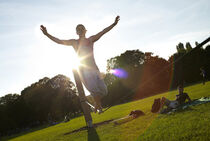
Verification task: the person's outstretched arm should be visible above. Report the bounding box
[40,25,75,46]
[90,16,120,42]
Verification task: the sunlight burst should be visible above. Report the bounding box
[72,57,82,69]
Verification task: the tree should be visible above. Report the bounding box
[186,42,192,52]
[104,50,171,105]
[176,42,186,54]
[0,94,31,135]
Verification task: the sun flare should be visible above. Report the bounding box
[72,57,82,69]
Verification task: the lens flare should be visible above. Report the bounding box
[110,68,128,78]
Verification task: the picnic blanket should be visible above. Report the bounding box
[160,97,210,114]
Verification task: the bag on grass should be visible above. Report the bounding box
[151,98,161,113]
[129,110,145,118]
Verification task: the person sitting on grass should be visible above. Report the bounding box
[40,16,120,114]
[159,85,192,111]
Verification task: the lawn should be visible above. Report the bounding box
[2,82,210,141]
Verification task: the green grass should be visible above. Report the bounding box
[2,82,210,141]
[138,103,210,141]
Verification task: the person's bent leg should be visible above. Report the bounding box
[80,69,107,113]
[93,95,102,113]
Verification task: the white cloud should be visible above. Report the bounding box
[144,30,210,59]
[169,31,210,43]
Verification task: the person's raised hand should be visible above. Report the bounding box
[114,16,120,25]
[40,25,48,35]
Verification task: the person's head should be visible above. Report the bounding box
[76,24,86,37]
[177,85,184,94]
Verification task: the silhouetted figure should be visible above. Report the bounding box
[200,67,207,85]
[40,16,120,113]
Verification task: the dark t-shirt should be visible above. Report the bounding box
[176,93,189,104]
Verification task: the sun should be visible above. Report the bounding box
[72,56,82,69]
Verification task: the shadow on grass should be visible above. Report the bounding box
[1,124,50,141]
[174,107,194,113]
[64,119,113,135]
[88,127,100,141]
[160,107,194,115]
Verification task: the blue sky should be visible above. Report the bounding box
[0,0,210,96]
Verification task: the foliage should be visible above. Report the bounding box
[0,75,81,136]
[103,50,172,106]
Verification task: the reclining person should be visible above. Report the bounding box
[160,85,192,110]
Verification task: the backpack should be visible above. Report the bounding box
[151,98,161,113]
[129,110,145,118]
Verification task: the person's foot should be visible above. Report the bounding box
[94,104,100,113]
[159,97,166,112]
[93,105,103,114]
[94,108,97,113]
[161,97,166,104]
[89,106,95,113]
[98,108,103,114]
[93,105,98,113]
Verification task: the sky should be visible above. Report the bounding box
[0,0,210,97]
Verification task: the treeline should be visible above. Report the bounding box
[102,41,210,106]
[0,75,82,136]
[0,40,209,136]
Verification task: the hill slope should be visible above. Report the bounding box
[3,82,210,141]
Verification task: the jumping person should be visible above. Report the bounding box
[40,16,120,113]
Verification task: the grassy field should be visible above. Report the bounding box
[2,82,210,141]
